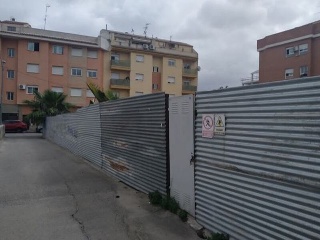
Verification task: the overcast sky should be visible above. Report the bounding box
[1,0,319,90]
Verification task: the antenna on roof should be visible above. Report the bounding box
[131,28,134,34]
[143,23,150,37]
[44,4,50,30]
[170,35,172,41]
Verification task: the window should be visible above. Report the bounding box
[28,42,40,51]
[87,70,97,78]
[169,94,175,98]
[7,48,15,57]
[111,54,120,61]
[71,68,82,76]
[111,72,120,79]
[6,92,14,100]
[51,87,63,93]
[71,48,83,57]
[168,59,176,67]
[153,66,159,72]
[52,45,63,55]
[27,86,38,94]
[167,76,175,84]
[7,26,16,32]
[135,91,143,96]
[87,50,98,58]
[7,70,15,79]
[184,63,191,69]
[285,69,294,79]
[299,44,308,54]
[70,88,82,97]
[52,66,64,75]
[27,64,39,73]
[300,66,308,77]
[135,73,144,80]
[286,47,294,57]
[183,80,191,86]
[136,55,144,62]
[86,89,95,97]
[152,83,158,90]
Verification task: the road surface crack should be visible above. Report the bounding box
[64,180,90,240]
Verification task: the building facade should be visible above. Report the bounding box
[0,19,198,120]
[257,21,320,83]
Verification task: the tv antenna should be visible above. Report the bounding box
[143,23,150,37]
[44,4,50,30]
[131,28,134,34]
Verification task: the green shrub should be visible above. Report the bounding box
[167,197,179,214]
[177,209,188,222]
[207,232,229,240]
[160,196,169,209]
[148,191,162,205]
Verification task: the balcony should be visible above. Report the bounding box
[110,60,130,71]
[182,68,197,77]
[182,85,197,93]
[110,78,130,89]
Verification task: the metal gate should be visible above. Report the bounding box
[194,77,320,239]
[169,95,195,216]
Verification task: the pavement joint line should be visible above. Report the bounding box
[64,180,91,240]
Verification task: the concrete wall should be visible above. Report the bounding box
[0,125,5,139]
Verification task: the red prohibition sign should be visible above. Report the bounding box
[203,116,213,130]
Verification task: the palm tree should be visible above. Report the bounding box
[87,82,119,103]
[23,89,74,125]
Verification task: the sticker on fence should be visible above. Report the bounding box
[214,114,225,135]
[202,114,214,138]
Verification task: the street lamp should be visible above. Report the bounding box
[0,59,6,124]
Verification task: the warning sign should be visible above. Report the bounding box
[202,114,214,138]
[214,114,225,135]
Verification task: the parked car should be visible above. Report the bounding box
[36,124,43,133]
[3,120,28,133]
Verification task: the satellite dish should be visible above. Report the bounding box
[197,66,201,71]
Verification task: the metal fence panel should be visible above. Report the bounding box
[45,105,102,167]
[195,77,320,239]
[100,93,169,194]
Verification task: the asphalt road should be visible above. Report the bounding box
[0,133,199,240]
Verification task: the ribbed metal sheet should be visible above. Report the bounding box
[45,104,102,167]
[100,93,169,194]
[195,77,320,239]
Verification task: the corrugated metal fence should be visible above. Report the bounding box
[100,93,169,194]
[45,104,102,166]
[45,93,169,195]
[194,77,320,239]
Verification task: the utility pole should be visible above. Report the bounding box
[0,60,5,124]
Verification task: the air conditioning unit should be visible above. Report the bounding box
[19,84,26,90]
[142,44,149,50]
[149,44,155,50]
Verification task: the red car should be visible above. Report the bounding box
[3,120,28,133]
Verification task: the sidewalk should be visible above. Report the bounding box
[0,133,200,240]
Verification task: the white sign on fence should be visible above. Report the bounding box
[214,114,225,135]
[202,114,214,138]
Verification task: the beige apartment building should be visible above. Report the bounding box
[0,19,198,121]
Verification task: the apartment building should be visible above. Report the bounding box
[105,30,198,98]
[0,19,198,121]
[257,21,320,83]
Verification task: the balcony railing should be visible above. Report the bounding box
[110,78,130,88]
[182,85,197,92]
[111,60,130,69]
[183,68,197,76]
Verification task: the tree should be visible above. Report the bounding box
[87,82,119,103]
[23,90,74,125]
